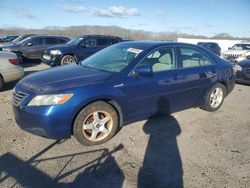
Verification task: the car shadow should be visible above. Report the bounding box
[0,140,125,188]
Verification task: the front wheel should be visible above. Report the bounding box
[73,101,119,146]
[201,83,226,112]
[60,55,76,66]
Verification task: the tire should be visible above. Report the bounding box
[60,55,76,66]
[201,83,226,112]
[73,101,119,146]
[0,76,4,91]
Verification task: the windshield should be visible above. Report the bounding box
[12,35,27,43]
[16,37,31,45]
[231,44,250,50]
[67,37,84,45]
[80,44,144,73]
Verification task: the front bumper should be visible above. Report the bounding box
[41,54,62,67]
[12,101,74,139]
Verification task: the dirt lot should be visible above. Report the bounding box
[0,63,249,188]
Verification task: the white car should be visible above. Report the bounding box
[0,51,24,90]
[222,42,250,63]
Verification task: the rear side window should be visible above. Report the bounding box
[97,37,108,46]
[44,37,58,44]
[180,47,214,68]
[110,37,119,44]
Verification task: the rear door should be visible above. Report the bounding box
[175,45,217,108]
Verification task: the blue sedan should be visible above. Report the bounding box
[12,41,236,145]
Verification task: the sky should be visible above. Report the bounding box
[0,0,249,37]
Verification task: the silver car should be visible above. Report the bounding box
[0,52,24,90]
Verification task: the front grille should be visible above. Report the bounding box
[13,91,29,107]
[224,54,240,60]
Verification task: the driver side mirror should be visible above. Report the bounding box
[26,42,33,46]
[134,66,153,77]
[228,47,232,50]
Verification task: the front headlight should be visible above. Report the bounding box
[2,48,11,52]
[27,94,73,106]
[50,50,62,55]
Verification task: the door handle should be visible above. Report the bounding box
[173,74,184,80]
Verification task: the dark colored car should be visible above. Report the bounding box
[42,35,122,66]
[236,57,250,84]
[0,35,19,43]
[2,35,70,62]
[13,41,235,145]
[197,42,221,56]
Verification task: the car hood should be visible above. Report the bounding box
[45,44,75,53]
[223,50,250,55]
[17,65,113,94]
[239,59,250,67]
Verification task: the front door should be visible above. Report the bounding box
[125,46,186,120]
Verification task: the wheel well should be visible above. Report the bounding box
[71,99,123,134]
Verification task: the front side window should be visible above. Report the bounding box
[25,37,43,46]
[85,38,96,47]
[137,47,176,73]
[180,47,214,68]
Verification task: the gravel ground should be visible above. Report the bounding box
[0,63,249,188]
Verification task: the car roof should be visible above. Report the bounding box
[118,40,197,48]
[28,35,68,38]
[76,34,121,38]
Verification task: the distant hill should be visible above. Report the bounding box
[0,25,249,41]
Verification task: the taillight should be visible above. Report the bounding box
[232,67,237,75]
[8,58,19,66]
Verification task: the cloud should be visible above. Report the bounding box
[92,6,141,18]
[9,6,36,19]
[57,5,87,13]
[156,10,166,17]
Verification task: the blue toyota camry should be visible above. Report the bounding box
[12,41,236,145]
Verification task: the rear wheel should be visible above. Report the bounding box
[201,83,226,112]
[60,55,76,66]
[73,101,119,146]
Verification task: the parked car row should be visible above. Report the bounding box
[1,35,70,62]
[0,35,19,43]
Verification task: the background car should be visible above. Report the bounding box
[222,42,250,63]
[13,41,235,146]
[2,35,70,63]
[42,35,122,66]
[0,51,24,91]
[0,35,19,44]
[236,56,250,84]
[197,42,221,56]
[0,34,36,50]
